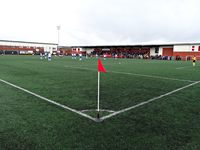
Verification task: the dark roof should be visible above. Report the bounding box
[1,40,199,48]
[62,42,200,48]
[62,44,172,48]
[76,44,171,48]
[0,39,57,45]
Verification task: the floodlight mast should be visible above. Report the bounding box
[57,25,61,52]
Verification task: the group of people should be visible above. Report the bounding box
[40,52,52,61]
[71,53,84,61]
[39,52,197,67]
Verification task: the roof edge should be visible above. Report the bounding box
[0,39,57,45]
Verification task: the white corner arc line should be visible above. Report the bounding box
[100,81,200,121]
[80,109,115,113]
[65,65,196,83]
[0,79,98,122]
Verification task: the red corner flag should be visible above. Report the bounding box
[98,59,106,73]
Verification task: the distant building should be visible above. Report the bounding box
[1,40,200,60]
[62,43,200,60]
[0,40,57,55]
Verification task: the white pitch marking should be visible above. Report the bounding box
[0,79,98,122]
[81,109,115,113]
[176,65,199,69]
[65,65,95,71]
[109,70,195,83]
[1,78,199,122]
[65,65,196,83]
[100,81,200,121]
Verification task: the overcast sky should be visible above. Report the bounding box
[0,0,199,46]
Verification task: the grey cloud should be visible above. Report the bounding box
[1,0,200,45]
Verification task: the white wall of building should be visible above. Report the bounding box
[174,45,200,52]
[82,48,94,54]
[158,47,163,55]
[71,48,83,52]
[0,41,57,51]
[44,46,54,53]
[150,47,157,56]
[150,47,165,56]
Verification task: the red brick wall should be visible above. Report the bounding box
[163,48,173,56]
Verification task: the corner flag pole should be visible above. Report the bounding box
[97,59,106,119]
[97,71,100,118]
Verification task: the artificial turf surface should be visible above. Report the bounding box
[0,55,200,149]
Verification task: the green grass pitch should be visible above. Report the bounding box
[0,55,200,149]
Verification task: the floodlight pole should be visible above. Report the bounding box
[57,25,61,52]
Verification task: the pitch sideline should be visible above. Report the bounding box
[100,81,200,121]
[1,78,200,122]
[176,65,200,69]
[0,78,98,122]
[65,65,196,83]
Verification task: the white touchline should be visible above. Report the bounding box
[109,71,195,83]
[100,81,200,121]
[176,65,199,69]
[0,79,98,122]
[65,65,196,83]
[1,78,200,122]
